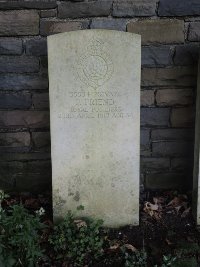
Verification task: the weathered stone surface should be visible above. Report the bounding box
[171,107,195,127]
[25,38,47,56]
[142,46,173,67]
[48,30,141,227]
[188,22,200,42]
[141,157,170,170]
[0,92,31,109]
[142,67,197,87]
[32,93,49,109]
[141,90,154,106]
[0,56,39,73]
[32,132,50,151]
[158,0,200,16]
[0,132,30,147]
[152,128,194,141]
[141,129,150,155]
[0,10,39,36]
[40,9,57,18]
[141,108,170,126]
[40,19,89,36]
[0,0,57,9]
[127,19,184,44]
[113,0,157,17]
[0,74,48,90]
[152,141,193,156]
[174,44,199,65]
[91,18,126,31]
[171,157,193,170]
[0,38,22,55]
[58,1,112,19]
[156,89,193,106]
[145,172,189,189]
[0,111,49,128]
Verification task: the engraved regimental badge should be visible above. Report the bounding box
[76,39,113,89]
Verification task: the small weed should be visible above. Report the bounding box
[49,211,104,266]
[154,254,177,267]
[0,190,9,217]
[121,246,147,267]
[0,203,45,267]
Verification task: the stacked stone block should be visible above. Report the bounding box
[0,0,199,192]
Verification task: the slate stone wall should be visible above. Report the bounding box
[0,0,199,192]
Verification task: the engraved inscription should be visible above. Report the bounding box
[76,39,113,88]
[57,90,134,119]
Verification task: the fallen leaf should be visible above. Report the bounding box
[124,244,138,252]
[143,202,162,219]
[74,219,87,228]
[144,202,159,211]
[153,197,165,205]
[165,238,173,245]
[109,243,120,250]
[181,207,191,218]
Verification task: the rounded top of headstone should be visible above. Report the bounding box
[47,29,141,42]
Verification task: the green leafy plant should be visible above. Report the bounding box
[154,254,177,267]
[0,202,45,267]
[49,211,104,266]
[0,190,9,217]
[121,246,147,267]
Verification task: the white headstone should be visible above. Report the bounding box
[48,30,141,227]
[193,57,200,224]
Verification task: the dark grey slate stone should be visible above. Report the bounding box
[188,22,200,42]
[0,74,48,90]
[0,153,51,161]
[159,0,200,16]
[0,111,50,129]
[171,157,193,170]
[40,9,57,18]
[32,132,50,151]
[142,66,197,87]
[145,172,190,189]
[58,1,112,19]
[0,38,22,55]
[25,38,47,56]
[151,128,194,141]
[0,10,39,36]
[140,129,150,155]
[40,19,89,36]
[113,0,157,17]
[15,171,51,192]
[152,141,193,156]
[141,157,170,170]
[0,132,30,153]
[141,129,150,149]
[174,44,200,65]
[142,45,173,67]
[141,108,170,126]
[90,18,127,31]
[0,56,39,73]
[0,92,31,109]
[32,93,49,110]
[0,0,57,9]
[171,107,195,127]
